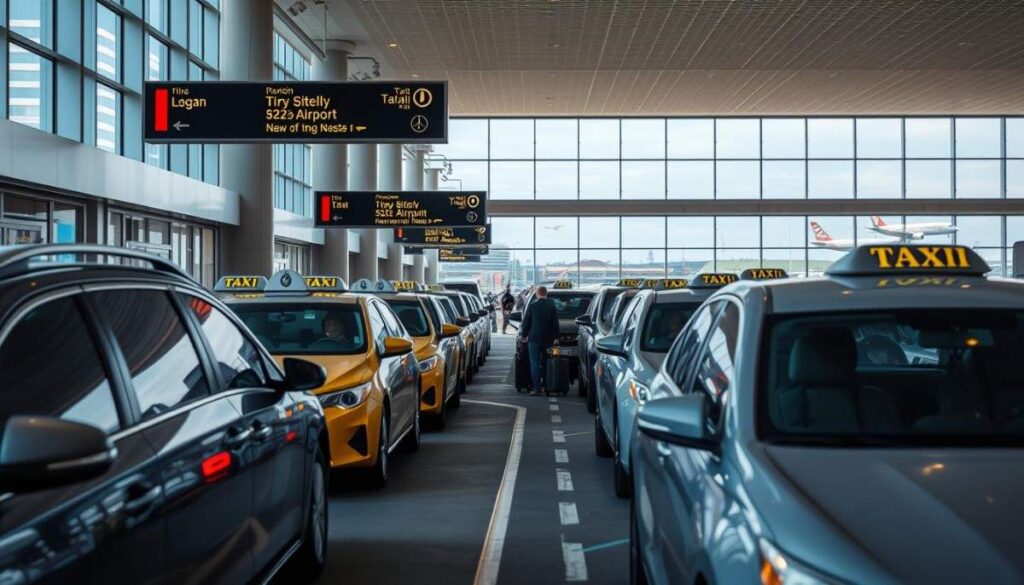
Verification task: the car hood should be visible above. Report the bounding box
[558,320,579,335]
[764,446,1024,582]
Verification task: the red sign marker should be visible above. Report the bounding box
[320,194,331,223]
[154,88,169,132]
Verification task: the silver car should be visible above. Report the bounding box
[630,246,1024,585]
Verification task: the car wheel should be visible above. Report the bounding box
[284,444,328,581]
[613,417,632,499]
[403,405,421,452]
[586,368,598,414]
[450,377,462,409]
[595,414,613,458]
[578,367,588,397]
[630,494,650,585]
[466,353,476,384]
[369,414,389,488]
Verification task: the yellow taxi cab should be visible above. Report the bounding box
[217,270,422,488]
[366,280,465,428]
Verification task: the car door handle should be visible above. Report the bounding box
[251,424,273,442]
[656,442,673,459]
[123,484,161,516]
[224,427,252,447]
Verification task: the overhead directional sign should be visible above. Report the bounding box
[314,191,486,229]
[144,81,447,144]
[439,249,482,263]
[443,246,489,256]
[403,247,425,255]
[394,226,491,247]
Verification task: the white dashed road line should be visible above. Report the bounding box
[550,403,560,412]
[559,502,580,526]
[556,469,575,492]
[552,430,565,443]
[554,448,569,463]
[551,415,562,424]
[562,539,589,582]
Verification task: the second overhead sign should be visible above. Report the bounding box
[315,191,487,229]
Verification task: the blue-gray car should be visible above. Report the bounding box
[593,276,736,498]
[630,247,1024,585]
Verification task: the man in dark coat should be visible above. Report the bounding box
[500,285,516,334]
[520,286,560,395]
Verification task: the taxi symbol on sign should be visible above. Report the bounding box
[467,195,480,208]
[467,212,478,223]
[411,115,429,133]
[412,88,433,108]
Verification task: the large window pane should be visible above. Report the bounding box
[492,217,533,248]
[579,250,620,286]
[536,217,577,248]
[580,161,619,199]
[1009,160,1024,198]
[808,161,853,198]
[956,160,1001,198]
[667,119,713,159]
[667,161,713,199]
[856,118,902,158]
[668,248,713,277]
[147,35,168,81]
[1008,118,1024,158]
[716,161,759,199]
[622,161,665,199]
[906,160,952,198]
[622,249,665,279]
[535,161,578,200]
[808,248,845,275]
[622,119,665,159]
[10,0,53,47]
[763,161,806,199]
[716,248,760,273]
[622,217,665,248]
[203,9,219,68]
[808,119,853,158]
[809,215,854,243]
[441,161,488,191]
[956,216,1001,248]
[437,119,488,159]
[96,83,121,153]
[536,250,579,285]
[716,119,759,159]
[902,215,954,244]
[7,43,53,131]
[1007,216,1024,244]
[857,160,902,199]
[489,161,533,199]
[580,217,620,248]
[148,0,168,33]
[96,3,120,82]
[667,217,713,248]
[490,119,533,159]
[955,118,1001,158]
[716,216,760,248]
[762,249,807,277]
[906,118,952,158]
[579,119,619,159]
[762,119,805,159]
[762,216,806,248]
[189,0,202,55]
[536,119,578,159]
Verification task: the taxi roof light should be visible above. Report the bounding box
[351,279,399,293]
[615,278,643,288]
[688,273,739,289]
[741,268,789,281]
[551,280,574,289]
[653,278,690,290]
[825,245,989,277]
[214,275,268,293]
[391,280,424,291]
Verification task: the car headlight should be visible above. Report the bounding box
[318,382,372,409]
[628,380,650,404]
[759,538,835,585]
[419,356,440,372]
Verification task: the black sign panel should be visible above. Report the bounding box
[444,246,489,256]
[314,191,486,229]
[394,225,491,247]
[144,81,447,144]
[439,250,482,263]
[403,247,425,255]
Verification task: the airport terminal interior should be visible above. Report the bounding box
[2,1,1024,584]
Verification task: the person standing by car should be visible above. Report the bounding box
[520,286,560,395]
[500,285,516,334]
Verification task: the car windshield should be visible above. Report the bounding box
[761,310,1024,446]
[385,300,431,337]
[641,302,700,352]
[233,303,367,355]
[531,293,593,320]
[598,288,627,326]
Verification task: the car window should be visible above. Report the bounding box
[92,290,209,421]
[622,297,645,350]
[598,289,627,328]
[613,296,643,335]
[179,294,267,390]
[374,300,408,338]
[233,303,367,355]
[642,301,701,353]
[0,296,120,433]
[691,303,740,431]
[386,300,431,337]
[366,300,389,346]
[438,298,458,322]
[422,297,443,330]
[666,302,721,389]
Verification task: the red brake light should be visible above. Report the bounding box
[201,451,232,482]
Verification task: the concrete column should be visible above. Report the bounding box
[218,0,274,276]
[424,167,441,284]
[311,41,354,281]
[378,144,404,280]
[407,147,428,282]
[348,144,377,281]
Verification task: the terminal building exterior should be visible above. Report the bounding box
[1,1,1021,290]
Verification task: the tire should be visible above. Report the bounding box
[613,416,632,498]
[369,414,389,488]
[285,445,328,581]
[630,494,650,585]
[578,362,589,398]
[403,404,421,452]
[595,414,613,458]
[586,367,598,414]
[466,352,476,384]
[450,377,462,409]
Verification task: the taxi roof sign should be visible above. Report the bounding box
[214,275,267,293]
[615,278,643,288]
[740,268,789,281]
[424,284,446,292]
[266,270,310,294]
[351,279,399,293]
[391,280,422,291]
[654,278,689,290]
[303,275,347,291]
[640,279,660,289]
[689,273,739,289]
[551,280,574,289]
[825,245,989,277]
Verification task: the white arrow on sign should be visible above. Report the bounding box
[173,121,190,131]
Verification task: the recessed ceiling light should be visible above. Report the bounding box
[411,73,419,78]
[388,42,398,48]
[548,42,561,48]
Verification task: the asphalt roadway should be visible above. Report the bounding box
[313,334,630,585]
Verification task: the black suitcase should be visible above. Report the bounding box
[545,355,571,396]
[514,341,533,392]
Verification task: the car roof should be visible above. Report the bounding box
[222,293,361,305]
[651,288,716,304]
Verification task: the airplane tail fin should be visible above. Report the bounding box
[810,221,832,242]
[870,215,886,227]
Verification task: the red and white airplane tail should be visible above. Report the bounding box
[809,221,832,242]
[870,215,887,228]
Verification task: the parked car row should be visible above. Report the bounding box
[0,244,493,584]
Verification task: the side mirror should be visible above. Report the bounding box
[456,316,472,327]
[575,314,594,329]
[595,334,627,358]
[0,416,116,492]
[382,336,414,357]
[440,323,462,338]
[508,311,523,322]
[282,357,327,392]
[637,395,717,453]
[477,310,488,318]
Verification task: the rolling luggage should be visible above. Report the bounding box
[545,355,571,396]
[514,341,532,392]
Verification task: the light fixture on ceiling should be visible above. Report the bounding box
[388,42,398,48]
[287,1,308,17]
[548,42,561,48]
[411,73,420,78]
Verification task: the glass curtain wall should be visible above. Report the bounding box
[272,31,313,217]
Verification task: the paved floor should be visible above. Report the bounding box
[314,334,630,584]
